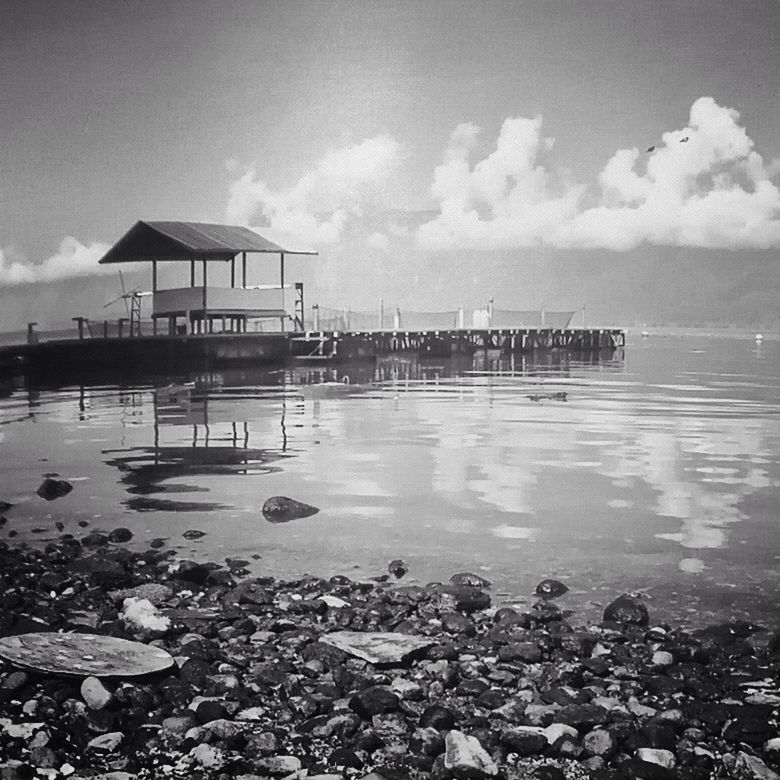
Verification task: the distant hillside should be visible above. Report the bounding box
[0,246,777,337]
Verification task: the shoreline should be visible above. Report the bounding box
[1,535,780,780]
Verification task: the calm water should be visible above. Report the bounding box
[1,333,778,627]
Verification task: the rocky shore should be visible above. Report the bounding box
[1,532,780,780]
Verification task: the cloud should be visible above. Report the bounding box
[366,232,389,251]
[0,237,111,286]
[226,135,400,247]
[417,97,780,252]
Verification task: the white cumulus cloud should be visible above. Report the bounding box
[366,232,389,251]
[0,237,111,286]
[417,97,780,252]
[225,135,400,248]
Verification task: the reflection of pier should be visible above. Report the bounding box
[103,383,293,511]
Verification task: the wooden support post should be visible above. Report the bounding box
[279,252,285,333]
[27,322,38,345]
[190,259,195,287]
[230,256,235,288]
[201,259,208,336]
[152,260,158,292]
[242,252,247,288]
[312,304,320,331]
[103,320,108,339]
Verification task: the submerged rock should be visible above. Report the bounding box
[262,495,320,523]
[388,559,408,578]
[107,527,133,543]
[449,572,492,588]
[36,478,73,501]
[535,578,569,598]
[603,593,649,625]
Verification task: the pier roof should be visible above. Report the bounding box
[98,221,317,264]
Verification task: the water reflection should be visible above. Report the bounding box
[0,339,778,604]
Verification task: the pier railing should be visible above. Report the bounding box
[307,306,577,332]
[6,305,580,347]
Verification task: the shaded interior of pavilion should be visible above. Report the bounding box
[98,221,317,336]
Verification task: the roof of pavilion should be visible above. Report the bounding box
[98,221,318,264]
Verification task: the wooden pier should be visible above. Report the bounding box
[0,326,624,382]
[289,327,625,361]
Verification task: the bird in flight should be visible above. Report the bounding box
[680,136,690,143]
[646,146,655,153]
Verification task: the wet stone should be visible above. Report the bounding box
[500,726,548,755]
[388,559,408,578]
[262,496,319,523]
[603,594,649,626]
[349,685,399,719]
[107,528,133,543]
[535,578,569,598]
[498,642,543,663]
[449,572,492,588]
[36,478,73,501]
[195,699,228,724]
[420,704,457,730]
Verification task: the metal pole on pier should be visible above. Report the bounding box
[487,297,494,327]
[312,304,320,331]
[379,298,384,330]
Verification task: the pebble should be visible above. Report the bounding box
[636,747,677,768]
[0,537,779,779]
[87,732,124,751]
[80,676,112,710]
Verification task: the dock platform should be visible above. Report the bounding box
[290,327,625,360]
[0,327,624,381]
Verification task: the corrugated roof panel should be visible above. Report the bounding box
[145,222,287,253]
[99,221,318,264]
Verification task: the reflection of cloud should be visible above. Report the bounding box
[292,373,776,560]
[493,524,537,540]
[679,558,706,574]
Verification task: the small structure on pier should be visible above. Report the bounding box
[98,221,317,335]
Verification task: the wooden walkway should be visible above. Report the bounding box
[290,328,625,360]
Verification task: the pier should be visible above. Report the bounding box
[0,220,625,381]
[289,326,624,360]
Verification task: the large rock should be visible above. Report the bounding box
[444,730,499,777]
[348,685,399,720]
[320,630,435,664]
[449,572,491,588]
[535,578,569,598]
[729,751,780,780]
[439,585,491,613]
[500,726,547,755]
[262,496,319,523]
[36,478,73,501]
[603,593,649,625]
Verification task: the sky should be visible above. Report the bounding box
[1,0,779,328]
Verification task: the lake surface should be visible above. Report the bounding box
[1,332,778,628]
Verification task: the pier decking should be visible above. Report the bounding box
[290,327,624,360]
[0,327,625,382]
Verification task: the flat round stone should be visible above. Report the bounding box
[0,632,174,677]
